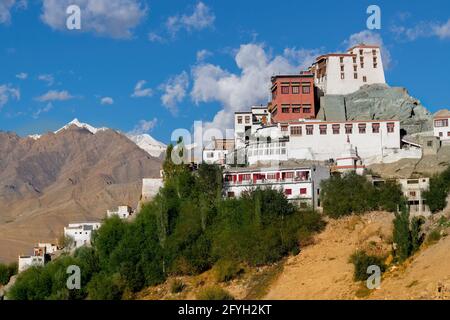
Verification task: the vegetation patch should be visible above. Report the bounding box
[196,286,234,300]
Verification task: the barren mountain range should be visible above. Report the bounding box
[0,122,163,263]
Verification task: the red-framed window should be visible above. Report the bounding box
[284,188,292,195]
[387,122,395,133]
[372,123,380,133]
[292,86,300,94]
[302,85,311,94]
[345,124,353,134]
[435,119,449,127]
[281,86,289,94]
[358,123,366,134]
[290,126,302,136]
[300,188,307,195]
[332,124,340,134]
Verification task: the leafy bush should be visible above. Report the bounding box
[213,260,243,283]
[424,173,450,213]
[87,272,125,300]
[196,286,234,300]
[393,204,424,262]
[350,250,386,281]
[0,262,17,285]
[321,173,404,218]
[426,229,442,245]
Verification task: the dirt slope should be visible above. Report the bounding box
[265,212,394,300]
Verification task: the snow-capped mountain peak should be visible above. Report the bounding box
[55,118,108,135]
[127,133,167,158]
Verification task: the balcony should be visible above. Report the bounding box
[224,176,311,187]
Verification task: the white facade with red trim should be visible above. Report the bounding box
[310,44,386,95]
[247,119,402,165]
[223,165,330,209]
[433,110,450,141]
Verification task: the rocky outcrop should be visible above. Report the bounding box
[318,84,433,134]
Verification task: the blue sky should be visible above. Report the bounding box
[0,0,449,143]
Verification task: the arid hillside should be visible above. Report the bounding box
[0,125,162,263]
[265,212,450,300]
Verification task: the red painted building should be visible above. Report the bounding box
[268,72,316,123]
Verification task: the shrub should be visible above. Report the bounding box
[213,260,243,283]
[170,279,185,294]
[350,250,386,282]
[87,272,125,300]
[393,204,424,262]
[196,286,234,300]
[0,262,17,285]
[7,267,52,300]
[426,229,442,245]
[424,167,450,213]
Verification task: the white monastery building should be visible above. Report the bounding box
[223,165,330,209]
[107,205,133,220]
[309,44,386,95]
[203,139,235,165]
[64,222,101,248]
[246,119,406,166]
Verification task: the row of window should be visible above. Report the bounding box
[438,132,450,137]
[285,188,308,195]
[273,83,312,98]
[236,115,251,124]
[289,122,395,136]
[341,73,369,81]
[276,104,312,114]
[435,119,449,127]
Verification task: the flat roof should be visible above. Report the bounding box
[271,74,313,79]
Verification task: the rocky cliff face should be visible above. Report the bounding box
[318,84,433,134]
[0,125,162,263]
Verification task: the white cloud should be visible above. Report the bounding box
[100,97,114,105]
[343,30,392,70]
[0,84,20,109]
[16,72,28,80]
[38,74,54,86]
[33,102,53,118]
[196,49,212,62]
[391,19,450,41]
[0,0,27,25]
[148,32,164,43]
[36,90,74,102]
[131,80,153,98]
[129,118,158,135]
[191,43,321,130]
[41,0,148,39]
[166,2,215,36]
[160,71,189,114]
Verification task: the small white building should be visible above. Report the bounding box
[433,109,450,141]
[223,165,330,209]
[234,106,271,151]
[398,178,430,216]
[107,205,133,219]
[247,119,407,166]
[18,255,45,273]
[64,222,101,248]
[310,44,386,95]
[37,243,59,255]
